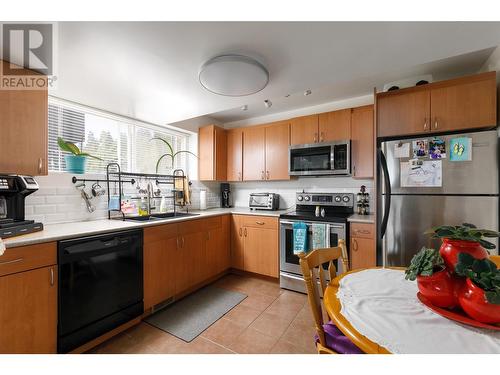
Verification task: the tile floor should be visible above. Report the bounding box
[88,274,317,354]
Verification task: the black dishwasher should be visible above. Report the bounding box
[58,229,143,353]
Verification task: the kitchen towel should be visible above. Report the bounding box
[312,223,327,250]
[174,176,191,206]
[293,221,308,254]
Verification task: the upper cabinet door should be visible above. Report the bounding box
[226,128,243,182]
[198,125,227,181]
[0,87,48,176]
[430,73,496,133]
[290,114,319,145]
[351,105,374,179]
[243,126,266,181]
[377,90,430,138]
[318,109,351,142]
[264,121,290,181]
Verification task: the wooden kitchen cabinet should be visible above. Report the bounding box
[0,61,48,175]
[231,215,279,278]
[198,124,227,181]
[178,220,206,289]
[204,215,230,277]
[430,74,496,133]
[351,105,374,179]
[264,120,290,181]
[350,222,376,270]
[143,224,178,310]
[226,128,244,181]
[377,89,430,138]
[243,126,266,181]
[0,265,57,353]
[231,215,245,270]
[318,109,351,142]
[377,71,496,138]
[290,114,319,145]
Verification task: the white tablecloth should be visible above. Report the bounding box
[336,268,500,354]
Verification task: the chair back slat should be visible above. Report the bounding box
[298,239,349,351]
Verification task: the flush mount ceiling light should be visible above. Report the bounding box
[199,55,269,97]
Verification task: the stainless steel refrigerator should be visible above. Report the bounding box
[378,129,499,267]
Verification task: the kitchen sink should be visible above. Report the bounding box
[123,212,200,222]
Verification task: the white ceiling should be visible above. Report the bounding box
[51,22,500,129]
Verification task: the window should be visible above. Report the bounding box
[48,98,191,175]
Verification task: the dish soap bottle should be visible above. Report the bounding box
[160,195,167,213]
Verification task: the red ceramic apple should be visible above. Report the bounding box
[458,278,500,324]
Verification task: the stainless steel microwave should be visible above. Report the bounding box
[288,141,351,176]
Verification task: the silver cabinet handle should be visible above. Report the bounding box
[266,171,270,180]
[244,228,247,237]
[320,132,324,142]
[255,221,265,225]
[50,267,54,286]
[239,228,242,237]
[353,165,356,177]
[352,239,358,251]
[38,158,43,174]
[314,133,318,143]
[434,118,438,129]
[261,171,265,180]
[182,237,185,248]
[0,258,23,266]
[424,118,427,130]
[176,237,180,249]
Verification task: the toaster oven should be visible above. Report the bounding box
[249,193,280,210]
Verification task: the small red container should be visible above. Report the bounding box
[439,239,488,272]
[417,267,462,309]
[458,278,500,324]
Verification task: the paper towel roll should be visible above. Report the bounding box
[199,190,207,210]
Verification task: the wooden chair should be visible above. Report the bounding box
[490,255,500,268]
[298,239,362,354]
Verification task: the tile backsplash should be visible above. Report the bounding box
[26,173,221,224]
[25,173,373,224]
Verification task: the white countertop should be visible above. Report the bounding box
[347,213,376,224]
[3,207,376,249]
[2,207,291,249]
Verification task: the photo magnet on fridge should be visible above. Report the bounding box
[450,137,472,161]
[394,142,410,158]
[429,138,446,159]
[412,139,429,158]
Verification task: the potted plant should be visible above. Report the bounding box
[424,223,498,271]
[57,137,103,174]
[455,252,500,324]
[150,137,197,173]
[405,247,462,308]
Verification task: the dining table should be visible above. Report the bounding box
[323,267,500,354]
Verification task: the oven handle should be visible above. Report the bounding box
[280,220,345,229]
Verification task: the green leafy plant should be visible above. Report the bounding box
[405,247,444,281]
[455,252,500,304]
[424,223,500,250]
[57,137,103,160]
[151,137,197,173]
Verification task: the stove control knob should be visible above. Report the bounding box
[297,195,304,202]
[342,196,350,203]
[304,195,311,202]
[334,196,341,202]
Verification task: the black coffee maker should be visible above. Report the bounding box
[220,183,232,208]
[0,175,44,238]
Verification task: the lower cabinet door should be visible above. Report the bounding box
[243,227,279,278]
[231,215,244,270]
[0,266,57,353]
[178,230,205,292]
[350,236,376,270]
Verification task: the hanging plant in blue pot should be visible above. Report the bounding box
[57,137,103,174]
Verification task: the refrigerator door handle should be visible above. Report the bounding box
[380,150,391,238]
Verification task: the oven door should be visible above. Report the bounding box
[288,143,334,176]
[279,220,346,275]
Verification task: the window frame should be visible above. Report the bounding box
[48,96,194,176]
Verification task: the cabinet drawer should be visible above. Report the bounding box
[0,242,56,277]
[242,215,278,230]
[350,223,375,239]
[203,216,223,230]
[144,223,178,242]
